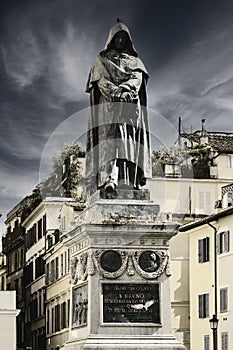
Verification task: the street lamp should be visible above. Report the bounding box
[209,314,219,350]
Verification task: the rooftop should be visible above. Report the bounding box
[181,131,233,153]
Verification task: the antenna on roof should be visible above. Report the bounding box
[178,116,182,145]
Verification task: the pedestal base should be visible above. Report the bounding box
[63,191,186,350]
[64,335,185,350]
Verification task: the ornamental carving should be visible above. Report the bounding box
[132,250,171,279]
[87,249,171,280]
[70,252,88,284]
[93,249,128,279]
[72,283,88,328]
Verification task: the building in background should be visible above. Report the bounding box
[179,195,233,350]
[0,253,6,291]
[23,197,74,350]
[0,291,20,350]
[2,198,26,349]
[44,200,83,350]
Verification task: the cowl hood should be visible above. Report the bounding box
[103,21,138,57]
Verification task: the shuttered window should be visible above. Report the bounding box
[220,288,228,313]
[198,237,210,263]
[199,293,209,318]
[217,231,230,254]
[221,332,228,350]
[204,335,210,350]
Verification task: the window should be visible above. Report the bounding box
[20,248,24,267]
[15,279,19,302]
[38,292,42,317]
[204,335,210,350]
[227,154,233,168]
[1,275,5,290]
[61,254,64,276]
[221,332,228,350]
[218,231,230,254]
[67,299,70,327]
[45,263,49,285]
[55,304,60,332]
[64,251,67,273]
[199,293,209,318]
[68,249,70,271]
[35,256,45,279]
[197,190,213,214]
[47,309,50,334]
[24,262,33,286]
[52,307,55,333]
[43,215,47,236]
[14,251,19,270]
[7,256,11,274]
[37,219,42,240]
[32,224,37,244]
[61,216,66,231]
[50,260,55,283]
[198,237,210,263]
[220,288,228,313]
[55,257,59,280]
[30,298,38,321]
[47,235,53,249]
[61,302,66,329]
[54,229,60,244]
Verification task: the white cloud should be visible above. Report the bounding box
[2,30,45,87]
[2,21,97,103]
[47,22,96,100]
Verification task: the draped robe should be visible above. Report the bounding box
[85,23,151,193]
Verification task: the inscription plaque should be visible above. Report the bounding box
[102,283,160,323]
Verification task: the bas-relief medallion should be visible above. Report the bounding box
[91,249,171,279]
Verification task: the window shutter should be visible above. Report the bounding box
[206,237,210,261]
[217,233,220,255]
[204,335,210,350]
[198,239,203,263]
[220,288,223,312]
[222,332,228,350]
[224,231,230,253]
[220,288,228,313]
[199,191,205,209]
[199,294,203,318]
[205,294,209,317]
[205,192,211,213]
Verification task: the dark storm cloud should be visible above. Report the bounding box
[1,0,233,226]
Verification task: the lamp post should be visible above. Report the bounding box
[209,314,219,350]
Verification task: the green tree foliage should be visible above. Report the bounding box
[40,143,85,198]
[152,145,189,177]
[152,143,212,178]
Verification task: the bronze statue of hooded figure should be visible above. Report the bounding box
[85,21,151,194]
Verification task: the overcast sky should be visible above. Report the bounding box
[1,0,233,226]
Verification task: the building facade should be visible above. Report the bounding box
[180,201,233,349]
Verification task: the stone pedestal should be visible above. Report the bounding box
[63,191,185,349]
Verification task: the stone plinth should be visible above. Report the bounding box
[63,191,185,350]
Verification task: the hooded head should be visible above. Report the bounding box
[103,20,138,57]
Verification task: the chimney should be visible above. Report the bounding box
[200,118,208,144]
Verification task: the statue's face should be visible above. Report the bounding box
[112,31,129,52]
